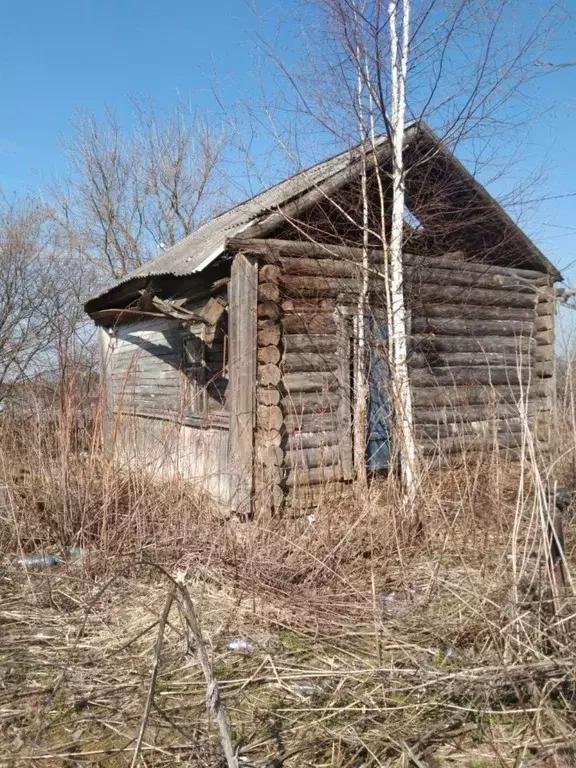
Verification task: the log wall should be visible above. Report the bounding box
[236,237,555,492]
[407,255,551,461]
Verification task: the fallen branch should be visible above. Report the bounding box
[130,583,176,768]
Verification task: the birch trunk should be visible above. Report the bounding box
[388,0,417,494]
[353,7,369,487]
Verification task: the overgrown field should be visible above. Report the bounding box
[2,400,576,767]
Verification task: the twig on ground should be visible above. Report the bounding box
[130,582,176,768]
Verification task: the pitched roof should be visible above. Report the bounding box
[86,134,390,306]
[86,123,560,311]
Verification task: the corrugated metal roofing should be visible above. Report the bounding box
[89,135,390,301]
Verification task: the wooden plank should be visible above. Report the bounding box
[228,253,258,514]
[99,327,115,441]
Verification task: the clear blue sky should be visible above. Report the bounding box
[1,0,575,286]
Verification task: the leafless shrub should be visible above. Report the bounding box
[53,98,229,280]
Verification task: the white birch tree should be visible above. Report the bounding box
[244,0,558,496]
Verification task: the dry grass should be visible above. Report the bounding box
[2,386,576,766]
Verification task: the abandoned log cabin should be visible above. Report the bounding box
[85,122,561,514]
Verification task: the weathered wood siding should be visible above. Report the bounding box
[114,412,231,504]
[104,314,231,505]
[110,318,187,416]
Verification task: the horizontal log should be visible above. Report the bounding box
[255,463,283,485]
[258,282,280,302]
[258,325,281,347]
[534,329,554,346]
[281,299,336,313]
[258,345,281,365]
[410,284,536,309]
[277,256,546,296]
[284,445,341,470]
[285,431,341,451]
[257,404,283,431]
[534,344,554,363]
[257,387,281,406]
[255,444,284,466]
[534,361,553,377]
[536,302,554,316]
[408,351,533,370]
[284,413,340,434]
[417,430,545,456]
[413,400,548,425]
[259,264,281,283]
[406,266,547,291]
[281,313,337,334]
[410,317,533,337]
[535,315,554,332]
[282,391,341,415]
[410,304,535,323]
[258,364,281,386]
[278,256,362,278]
[228,237,551,282]
[410,335,535,355]
[257,429,282,447]
[410,367,531,387]
[279,275,358,299]
[411,384,550,408]
[257,301,281,322]
[282,352,339,373]
[283,334,338,354]
[415,417,550,441]
[285,464,344,488]
[283,371,340,393]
